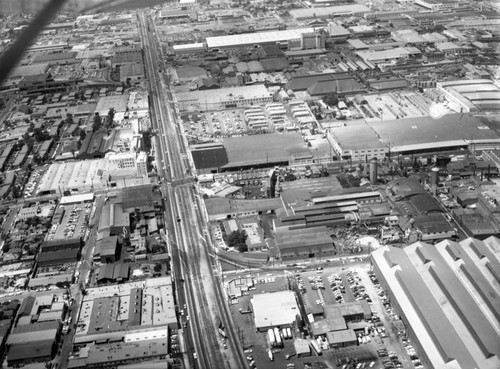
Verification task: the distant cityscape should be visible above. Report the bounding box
[0,1,498,369]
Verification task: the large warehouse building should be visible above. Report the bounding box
[206,28,314,50]
[289,5,370,20]
[328,113,500,161]
[175,85,273,111]
[371,237,500,369]
[191,133,312,173]
[437,79,500,112]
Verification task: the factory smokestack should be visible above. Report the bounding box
[369,158,378,185]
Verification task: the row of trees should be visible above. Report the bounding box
[92,108,115,132]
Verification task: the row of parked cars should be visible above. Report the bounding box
[345,270,372,303]
[327,274,346,303]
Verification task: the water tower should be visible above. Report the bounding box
[430,167,439,186]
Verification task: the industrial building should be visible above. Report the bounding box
[285,73,365,96]
[371,237,500,369]
[37,158,150,195]
[7,320,61,367]
[67,338,169,368]
[437,79,500,112]
[251,291,300,332]
[386,177,457,242]
[289,5,370,20]
[74,277,177,346]
[191,133,312,173]
[98,203,130,237]
[327,122,388,161]
[204,197,283,222]
[206,28,314,50]
[276,187,383,232]
[328,114,500,160]
[275,227,335,260]
[175,85,273,111]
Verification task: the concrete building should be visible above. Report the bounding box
[176,85,273,111]
[327,123,388,161]
[371,238,500,369]
[301,32,326,50]
[251,291,300,332]
[105,152,137,170]
[94,94,129,116]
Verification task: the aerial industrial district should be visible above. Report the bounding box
[0,0,498,369]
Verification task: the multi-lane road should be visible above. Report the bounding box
[138,11,247,369]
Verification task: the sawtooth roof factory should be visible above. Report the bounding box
[371,237,500,369]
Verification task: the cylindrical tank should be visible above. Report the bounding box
[369,158,378,185]
[430,167,439,186]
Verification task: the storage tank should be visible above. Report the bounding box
[369,158,378,185]
[430,167,439,186]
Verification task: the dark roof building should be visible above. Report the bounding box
[122,185,161,213]
[191,143,228,172]
[32,51,78,65]
[78,129,116,159]
[285,73,364,95]
[111,47,143,67]
[41,238,83,252]
[7,340,56,367]
[307,78,365,96]
[372,237,500,369]
[275,226,335,260]
[17,296,36,317]
[37,248,79,266]
[95,263,129,284]
[97,236,120,263]
[99,203,130,236]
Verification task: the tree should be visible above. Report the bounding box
[142,129,152,152]
[33,128,50,142]
[33,154,43,165]
[79,128,87,141]
[55,281,71,289]
[153,263,162,273]
[92,113,102,131]
[65,114,74,125]
[107,108,115,128]
[322,92,339,107]
[225,230,248,253]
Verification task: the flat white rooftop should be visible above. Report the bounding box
[206,28,314,49]
[251,290,299,330]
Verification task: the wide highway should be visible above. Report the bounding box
[138,10,247,369]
